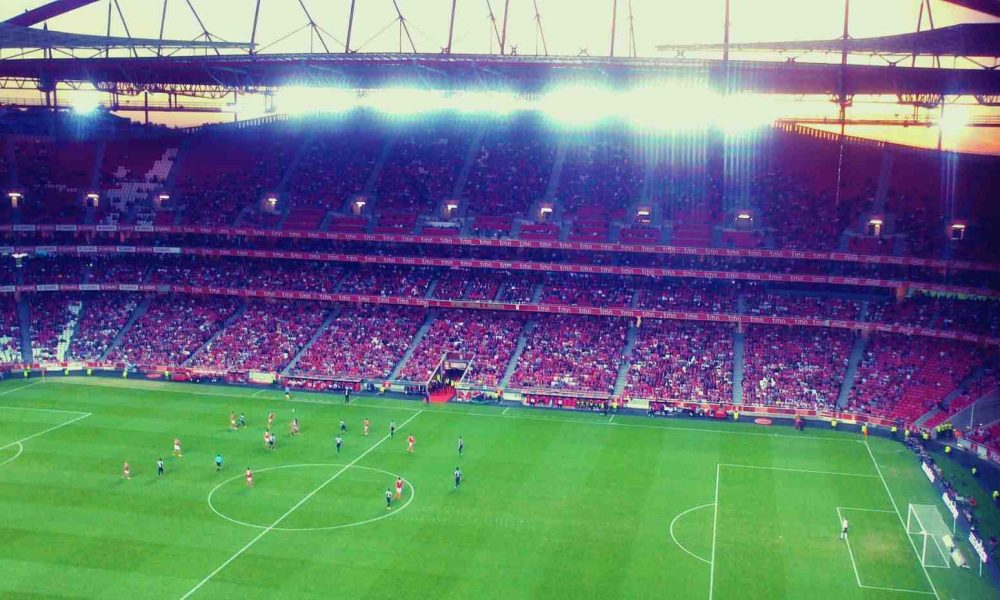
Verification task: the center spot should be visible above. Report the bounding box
[208,463,415,532]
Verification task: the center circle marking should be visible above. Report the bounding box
[208,463,415,532]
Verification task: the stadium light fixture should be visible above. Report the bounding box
[938,106,969,134]
[715,94,778,132]
[277,86,357,115]
[158,194,170,201]
[446,90,523,115]
[949,222,967,240]
[538,85,615,126]
[736,211,752,221]
[71,92,101,115]
[7,191,21,208]
[621,82,717,131]
[267,196,278,207]
[363,88,446,117]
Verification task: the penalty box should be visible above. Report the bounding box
[0,405,92,463]
[709,464,935,599]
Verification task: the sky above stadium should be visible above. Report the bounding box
[3,0,999,152]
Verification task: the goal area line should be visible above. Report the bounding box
[836,507,937,596]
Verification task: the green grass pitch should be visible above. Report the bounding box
[0,376,997,600]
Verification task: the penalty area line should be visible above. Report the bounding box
[0,412,92,453]
[0,380,44,397]
[179,409,423,600]
[864,441,941,600]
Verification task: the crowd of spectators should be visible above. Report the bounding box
[848,334,984,421]
[27,295,78,363]
[464,120,556,217]
[0,297,21,363]
[625,320,733,403]
[540,273,634,307]
[191,301,327,373]
[292,306,424,379]
[286,127,382,210]
[68,294,140,361]
[557,135,643,220]
[374,126,467,216]
[108,296,240,366]
[742,326,852,409]
[743,291,862,321]
[511,315,627,392]
[398,310,525,387]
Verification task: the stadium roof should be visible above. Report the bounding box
[656,23,1000,58]
[0,21,249,52]
[0,52,998,97]
[942,0,1000,18]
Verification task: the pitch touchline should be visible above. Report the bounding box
[178,410,423,600]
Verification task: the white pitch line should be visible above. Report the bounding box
[179,409,423,600]
[838,506,897,514]
[719,463,879,479]
[708,464,720,600]
[0,380,43,397]
[250,389,267,397]
[0,442,23,468]
[837,507,864,588]
[609,415,615,423]
[669,503,713,565]
[0,404,90,416]
[864,441,941,600]
[51,379,861,443]
[0,412,92,452]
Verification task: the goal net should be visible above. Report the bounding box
[906,504,952,568]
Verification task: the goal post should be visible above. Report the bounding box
[906,504,952,568]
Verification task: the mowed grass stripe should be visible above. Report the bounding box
[0,380,995,599]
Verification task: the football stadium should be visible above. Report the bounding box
[1,0,1000,598]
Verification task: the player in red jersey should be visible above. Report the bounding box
[172,438,182,458]
[122,461,131,479]
[395,476,404,499]
[245,467,254,487]
[263,429,271,448]
[407,434,415,453]
[363,418,370,437]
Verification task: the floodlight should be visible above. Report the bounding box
[538,86,615,126]
[363,88,445,117]
[278,86,357,115]
[447,90,522,115]
[539,206,553,214]
[72,92,101,115]
[621,82,718,131]
[736,212,752,221]
[446,202,459,210]
[267,196,278,207]
[938,106,969,134]
[715,94,777,132]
